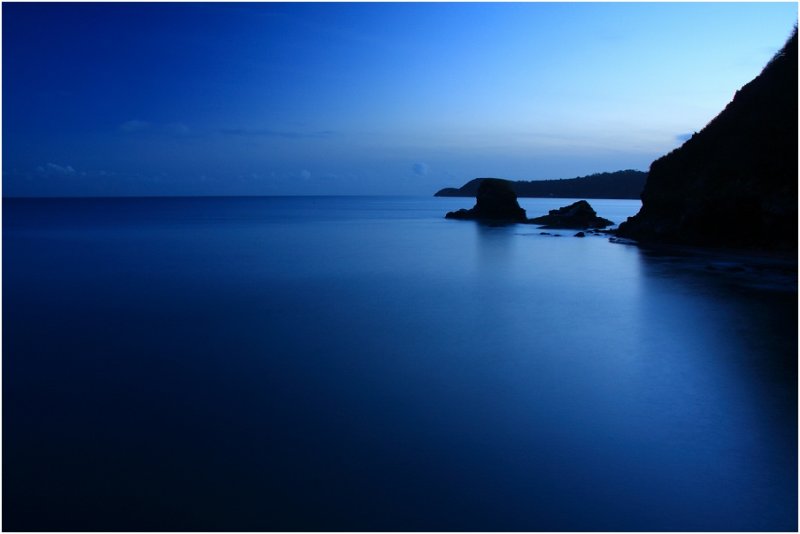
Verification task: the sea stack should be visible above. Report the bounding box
[445,178,527,223]
[616,28,798,250]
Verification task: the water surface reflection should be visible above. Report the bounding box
[3,197,796,531]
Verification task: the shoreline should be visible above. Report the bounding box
[609,236,798,292]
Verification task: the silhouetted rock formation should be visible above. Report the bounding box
[445,178,527,222]
[529,200,613,229]
[435,170,647,199]
[617,28,798,250]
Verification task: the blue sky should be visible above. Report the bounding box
[3,2,797,196]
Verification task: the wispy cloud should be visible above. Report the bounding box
[119,119,150,133]
[220,128,337,139]
[119,120,193,137]
[164,123,191,136]
[412,162,430,176]
[36,162,77,176]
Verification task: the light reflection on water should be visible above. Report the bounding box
[3,196,796,531]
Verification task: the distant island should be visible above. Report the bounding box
[434,169,647,199]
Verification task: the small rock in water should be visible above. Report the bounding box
[529,200,613,229]
[575,231,585,238]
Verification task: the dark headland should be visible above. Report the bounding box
[616,28,798,251]
[435,169,647,200]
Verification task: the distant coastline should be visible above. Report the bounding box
[434,169,647,200]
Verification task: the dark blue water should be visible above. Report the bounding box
[4,196,797,531]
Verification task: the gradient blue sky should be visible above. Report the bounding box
[3,2,797,196]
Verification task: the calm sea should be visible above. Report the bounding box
[3,196,797,531]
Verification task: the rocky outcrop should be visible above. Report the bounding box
[616,28,798,250]
[445,186,614,229]
[445,178,527,222]
[528,200,613,229]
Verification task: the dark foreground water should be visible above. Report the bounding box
[3,196,797,531]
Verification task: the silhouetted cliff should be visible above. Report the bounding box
[617,28,798,250]
[435,170,647,199]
